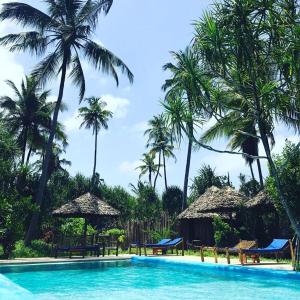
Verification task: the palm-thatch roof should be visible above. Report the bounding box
[52,193,120,218]
[178,186,249,220]
[245,190,273,209]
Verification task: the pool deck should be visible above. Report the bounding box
[0,254,294,271]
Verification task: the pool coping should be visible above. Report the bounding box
[0,254,133,266]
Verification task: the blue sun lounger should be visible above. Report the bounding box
[241,239,290,264]
[144,238,184,256]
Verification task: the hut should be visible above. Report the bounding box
[52,192,120,242]
[245,190,279,243]
[177,186,249,245]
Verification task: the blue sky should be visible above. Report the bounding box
[0,0,298,193]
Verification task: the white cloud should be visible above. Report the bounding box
[102,94,130,119]
[0,14,25,98]
[132,121,149,134]
[64,112,83,132]
[119,160,140,174]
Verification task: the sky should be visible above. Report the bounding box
[0,0,299,193]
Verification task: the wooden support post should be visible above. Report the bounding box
[275,252,279,263]
[289,239,295,270]
[226,247,230,264]
[182,239,184,256]
[214,247,218,263]
[200,246,204,262]
[239,249,244,265]
[144,245,147,256]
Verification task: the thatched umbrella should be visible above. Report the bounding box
[52,192,120,244]
[178,186,249,220]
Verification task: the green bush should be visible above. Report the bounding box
[60,218,96,236]
[104,228,126,243]
[12,241,39,258]
[147,229,174,242]
[12,240,52,258]
[212,216,239,247]
[31,240,52,256]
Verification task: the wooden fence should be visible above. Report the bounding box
[125,213,176,244]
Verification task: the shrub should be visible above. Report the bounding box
[60,218,96,236]
[212,216,239,247]
[147,229,175,242]
[12,240,52,258]
[104,228,126,243]
[12,241,39,258]
[31,240,52,256]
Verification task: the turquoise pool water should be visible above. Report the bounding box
[1,258,300,300]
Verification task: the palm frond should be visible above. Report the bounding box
[0,2,53,30]
[32,51,61,87]
[0,32,48,55]
[84,40,133,85]
[78,0,113,29]
[69,54,86,101]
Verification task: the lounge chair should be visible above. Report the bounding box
[144,238,184,256]
[143,239,171,255]
[54,235,104,258]
[198,240,256,264]
[241,239,291,264]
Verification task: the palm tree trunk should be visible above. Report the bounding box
[249,163,255,181]
[259,124,300,238]
[153,151,161,189]
[92,126,98,188]
[21,128,28,165]
[256,159,264,187]
[25,54,68,245]
[163,151,168,191]
[26,146,32,166]
[183,138,192,210]
[149,170,152,187]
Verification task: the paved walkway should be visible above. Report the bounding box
[153,255,294,271]
[0,254,293,271]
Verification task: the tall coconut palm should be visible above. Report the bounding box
[79,97,112,187]
[151,139,176,191]
[135,152,159,187]
[201,105,264,187]
[162,47,207,209]
[0,0,133,243]
[145,114,175,190]
[0,76,52,165]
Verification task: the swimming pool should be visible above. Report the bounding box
[0,257,300,300]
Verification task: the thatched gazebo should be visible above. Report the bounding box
[52,193,120,243]
[177,186,249,245]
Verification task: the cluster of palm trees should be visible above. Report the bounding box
[0,0,133,244]
[137,0,300,242]
[0,76,68,171]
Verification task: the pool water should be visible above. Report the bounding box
[1,258,300,300]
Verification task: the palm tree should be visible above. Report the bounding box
[193,1,300,237]
[79,97,113,187]
[201,102,264,187]
[0,0,133,243]
[0,76,52,165]
[162,47,207,209]
[135,152,159,187]
[145,114,175,190]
